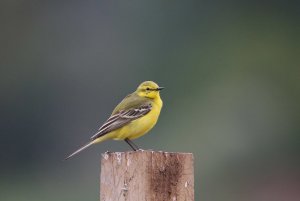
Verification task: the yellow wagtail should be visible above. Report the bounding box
[65,81,164,160]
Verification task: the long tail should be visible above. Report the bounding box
[65,141,95,160]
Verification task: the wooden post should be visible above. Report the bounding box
[100,150,194,201]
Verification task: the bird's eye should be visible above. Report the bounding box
[146,87,150,91]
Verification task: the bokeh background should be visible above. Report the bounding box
[1,1,299,201]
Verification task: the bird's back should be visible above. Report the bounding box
[112,92,151,115]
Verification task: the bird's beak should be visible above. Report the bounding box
[157,87,164,91]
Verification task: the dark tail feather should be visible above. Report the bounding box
[65,141,94,160]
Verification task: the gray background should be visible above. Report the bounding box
[1,1,299,200]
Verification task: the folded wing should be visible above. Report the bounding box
[90,103,152,140]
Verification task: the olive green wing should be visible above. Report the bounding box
[111,93,150,115]
[90,94,152,140]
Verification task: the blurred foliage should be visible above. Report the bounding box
[0,1,299,201]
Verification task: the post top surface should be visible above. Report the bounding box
[101,150,193,160]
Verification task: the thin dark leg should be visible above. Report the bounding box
[125,138,139,151]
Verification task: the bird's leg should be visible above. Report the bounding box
[124,138,139,151]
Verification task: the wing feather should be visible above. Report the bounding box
[90,103,152,140]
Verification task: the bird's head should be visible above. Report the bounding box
[136,81,164,99]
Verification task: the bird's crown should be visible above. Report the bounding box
[138,81,159,89]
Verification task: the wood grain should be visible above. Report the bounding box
[100,151,194,201]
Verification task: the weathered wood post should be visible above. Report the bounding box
[100,150,194,201]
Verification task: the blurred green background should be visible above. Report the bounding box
[1,1,299,201]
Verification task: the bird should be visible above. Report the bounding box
[65,81,164,160]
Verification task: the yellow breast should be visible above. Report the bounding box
[111,96,163,140]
